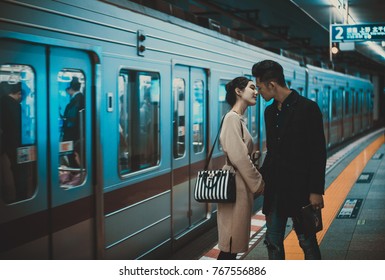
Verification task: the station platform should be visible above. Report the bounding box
[170,128,385,260]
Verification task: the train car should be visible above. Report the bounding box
[0,0,374,260]
[306,64,373,147]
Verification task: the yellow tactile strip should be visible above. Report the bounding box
[284,134,385,260]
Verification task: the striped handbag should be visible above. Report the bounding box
[194,169,236,203]
[194,114,239,203]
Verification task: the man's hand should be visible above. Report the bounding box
[309,193,324,210]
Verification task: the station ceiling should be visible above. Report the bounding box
[130,0,385,76]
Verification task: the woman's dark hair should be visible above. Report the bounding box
[225,76,252,106]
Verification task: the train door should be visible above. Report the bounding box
[0,40,47,259]
[48,47,94,259]
[0,41,94,259]
[172,65,207,238]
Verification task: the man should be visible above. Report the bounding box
[0,82,22,202]
[252,60,326,259]
[62,76,84,167]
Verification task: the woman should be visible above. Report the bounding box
[217,76,264,260]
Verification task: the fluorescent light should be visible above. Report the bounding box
[329,0,342,9]
[365,41,385,59]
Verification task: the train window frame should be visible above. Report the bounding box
[322,86,330,122]
[337,87,343,118]
[192,78,205,154]
[355,90,361,114]
[344,89,351,116]
[173,77,186,159]
[57,69,87,190]
[0,64,37,203]
[363,91,368,114]
[248,103,258,139]
[118,69,161,176]
[331,89,338,120]
[218,79,231,150]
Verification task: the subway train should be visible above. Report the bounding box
[0,0,374,259]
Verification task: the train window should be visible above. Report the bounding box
[345,90,350,115]
[331,90,337,119]
[322,86,330,122]
[58,70,86,189]
[218,80,230,149]
[249,106,258,138]
[192,79,204,153]
[355,90,360,114]
[173,78,186,159]
[0,65,37,203]
[363,92,368,114]
[309,89,317,102]
[218,80,230,120]
[368,91,373,112]
[118,70,160,174]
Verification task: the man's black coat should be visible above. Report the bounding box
[62,92,85,141]
[260,90,326,217]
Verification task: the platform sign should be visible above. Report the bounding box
[356,172,374,183]
[331,23,385,42]
[372,153,384,160]
[337,199,363,219]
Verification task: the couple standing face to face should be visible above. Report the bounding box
[229,75,278,109]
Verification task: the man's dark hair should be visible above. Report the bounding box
[252,60,286,87]
[67,76,81,91]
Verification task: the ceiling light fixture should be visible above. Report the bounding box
[365,41,385,59]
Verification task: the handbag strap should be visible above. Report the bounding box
[204,112,244,170]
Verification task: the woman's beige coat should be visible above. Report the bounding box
[218,111,264,253]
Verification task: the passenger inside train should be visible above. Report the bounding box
[61,76,85,168]
[0,81,22,203]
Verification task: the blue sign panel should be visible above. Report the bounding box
[331,23,385,42]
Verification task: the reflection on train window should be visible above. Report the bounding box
[58,70,86,189]
[192,79,204,153]
[118,70,160,174]
[173,78,185,159]
[0,65,37,203]
[218,80,230,149]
